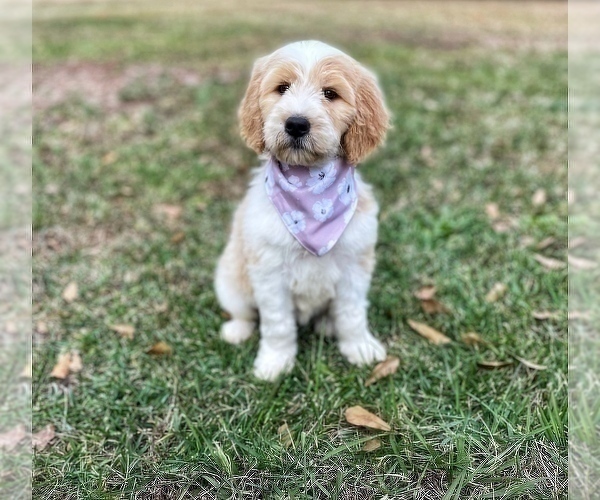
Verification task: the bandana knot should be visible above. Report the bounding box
[264,157,358,256]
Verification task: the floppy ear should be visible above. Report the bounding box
[238,56,268,154]
[341,66,390,165]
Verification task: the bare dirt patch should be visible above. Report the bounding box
[33,62,203,111]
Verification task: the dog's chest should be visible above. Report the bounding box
[288,251,341,323]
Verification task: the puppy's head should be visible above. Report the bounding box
[239,41,389,166]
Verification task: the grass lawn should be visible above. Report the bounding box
[32,1,569,498]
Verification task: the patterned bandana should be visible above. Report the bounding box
[264,156,358,256]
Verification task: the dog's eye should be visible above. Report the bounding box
[323,88,338,101]
[277,84,290,95]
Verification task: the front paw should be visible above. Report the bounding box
[253,345,296,381]
[221,320,254,345]
[339,333,386,365]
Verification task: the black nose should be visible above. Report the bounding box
[285,116,310,138]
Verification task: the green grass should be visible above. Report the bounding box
[568,41,600,498]
[33,2,567,498]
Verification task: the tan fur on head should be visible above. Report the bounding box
[238,42,389,165]
[238,56,268,154]
[341,64,390,165]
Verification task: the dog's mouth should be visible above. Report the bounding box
[270,132,335,165]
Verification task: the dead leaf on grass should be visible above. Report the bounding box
[421,299,450,314]
[533,254,566,270]
[50,351,82,379]
[485,203,500,221]
[414,286,437,301]
[0,424,27,451]
[569,311,591,321]
[345,406,391,431]
[153,204,182,223]
[21,360,32,379]
[461,332,485,346]
[147,341,172,355]
[277,423,293,449]
[362,438,382,452]
[477,360,513,369]
[532,188,547,207]
[414,286,450,314]
[69,352,83,373]
[568,254,598,270]
[519,236,536,248]
[62,282,78,303]
[365,356,400,387]
[568,237,587,250]
[485,282,507,303]
[532,311,560,320]
[36,321,49,335]
[50,353,71,379]
[513,356,547,371]
[491,220,514,233]
[110,324,135,340]
[102,151,118,165]
[171,231,186,244]
[32,424,56,451]
[407,320,451,346]
[535,237,556,250]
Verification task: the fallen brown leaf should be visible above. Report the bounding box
[568,254,598,270]
[532,188,547,207]
[0,424,27,451]
[36,321,49,335]
[519,236,536,248]
[32,424,56,451]
[171,232,186,244]
[277,423,293,449]
[485,282,507,303]
[69,352,83,373]
[533,254,566,270]
[414,286,436,301]
[147,341,172,355]
[491,220,513,233]
[153,204,182,223]
[421,299,450,314]
[532,311,560,320]
[110,324,135,340]
[461,332,485,346]
[50,351,82,379]
[365,356,400,387]
[569,237,587,250]
[407,320,451,346]
[485,203,500,221]
[569,311,591,321]
[362,438,382,452]
[535,237,556,251]
[102,151,118,165]
[62,282,78,303]
[513,356,547,371]
[477,360,513,369]
[50,353,72,379]
[345,406,391,432]
[20,360,32,379]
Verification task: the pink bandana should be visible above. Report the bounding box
[264,156,358,256]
